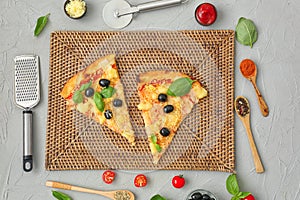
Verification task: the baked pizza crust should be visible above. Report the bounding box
[60,54,135,145]
[137,70,207,164]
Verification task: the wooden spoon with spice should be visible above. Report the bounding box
[240,59,269,117]
[234,96,264,173]
[46,181,135,200]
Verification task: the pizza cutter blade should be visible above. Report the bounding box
[103,0,187,29]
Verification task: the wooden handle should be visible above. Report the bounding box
[46,181,134,200]
[243,120,264,173]
[46,181,72,190]
[251,80,269,117]
[45,181,108,197]
[256,92,269,117]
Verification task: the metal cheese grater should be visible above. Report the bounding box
[14,55,40,172]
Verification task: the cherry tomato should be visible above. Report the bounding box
[134,174,147,187]
[102,170,115,184]
[172,175,185,188]
[242,194,255,200]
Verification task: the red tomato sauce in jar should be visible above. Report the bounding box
[195,3,217,26]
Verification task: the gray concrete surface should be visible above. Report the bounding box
[1,0,300,199]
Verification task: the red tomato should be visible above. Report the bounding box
[102,170,115,184]
[134,174,147,187]
[172,175,185,188]
[242,194,255,200]
[66,92,73,100]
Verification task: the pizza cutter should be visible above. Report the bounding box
[103,0,188,29]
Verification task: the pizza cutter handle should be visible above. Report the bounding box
[117,0,185,17]
[23,110,33,172]
[137,0,185,12]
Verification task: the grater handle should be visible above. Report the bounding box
[23,111,33,172]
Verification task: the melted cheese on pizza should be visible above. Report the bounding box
[60,54,135,145]
[138,80,207,155]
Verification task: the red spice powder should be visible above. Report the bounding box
[240,59,256,77]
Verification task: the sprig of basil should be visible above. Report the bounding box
[52,191,72,200]
[226,174,240,195]
[226,174,251,200]
[34,13,50,37]
[235,17,258,48]
[94,92,105,112]
[154,144,162,152]
[167,77,194,97]
[150,135,162,152]
[150,135,157,143]
[79,81,92,92]
[72,81,92,104]
[72,90,83,104]
[151,194,167,200]
[100,86,116,98]
[237,192,251,199]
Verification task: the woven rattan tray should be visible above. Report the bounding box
[45,30,235,172]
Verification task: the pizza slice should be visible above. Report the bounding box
[137,71,207,164]
[60,54,135,145]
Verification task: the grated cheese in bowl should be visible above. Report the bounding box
[64,0,86,19]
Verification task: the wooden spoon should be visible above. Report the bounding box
[46,181,135,200]
[234,96,264,173]
[240,59,269,117]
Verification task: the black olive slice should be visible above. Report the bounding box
[104,110,113,119]
[163,105,174,113]
[160,127,170,137]
[85,87,94,97]
[113,99,123,107]
[158,93,167,102]
[99,79,110,87]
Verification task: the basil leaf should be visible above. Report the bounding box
[100,86,116,98]
[34,13,50,37]
[155,144,162,153]
[151,194,167,200]
[226,174,240,195]
[237,192,251,199]
[79,81,92,92]
[150,135,162,152]
[52,191,72,200]
[72,90,83,104]
[231,196,240,200]
[150,134,157,144]
[94,92,105,112]
[166,89,176,97]
[235,17,258,48]
[167,77,194,97]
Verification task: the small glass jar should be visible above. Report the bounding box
[186,189,218,200]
